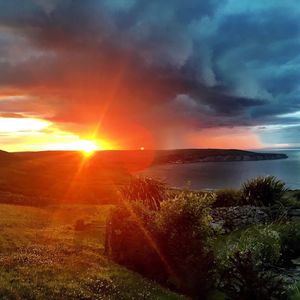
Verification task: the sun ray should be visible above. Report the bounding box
[119,198,181,286]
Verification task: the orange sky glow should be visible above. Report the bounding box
[0,109,264,152]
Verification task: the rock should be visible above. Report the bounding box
[289,209,300,217]
[210,220,226,234]
[211,206,269,232]
[291,258,300,266]
[273,263,300,285]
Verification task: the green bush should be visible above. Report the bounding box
[216,226,286,299]
[120,177,167,210]
[220,251,287,300]
[155,191,216,297]
[242,227,281,265]
[104,201,166,280]
[156,191,214,241]
[217,226,281,269]
[241,176,287,206]
[213,189,241,207]
[106,191,216,298]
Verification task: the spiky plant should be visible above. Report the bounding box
[213,188,241,207]
[120,177,166,210]
[241,176,287,206]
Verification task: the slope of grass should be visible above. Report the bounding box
[0,204,186,300]
[0,151,131,204]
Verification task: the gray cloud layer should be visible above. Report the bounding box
[0,0,300,146]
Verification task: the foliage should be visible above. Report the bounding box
[282,197,300,209]
[293,191,300,202]
[266,202,289,223]
[290,281,300,300]
[215,226,287,300]
[105,201,167,281]
[220,251,287,300]
[156,191,216,297]
[120,177,167,210]
[156,191,214,240]
[241,176,287,206]
[281,190,300,208]
[278,223,300,262]
[106,191,216,298]
[213,189,241,207]
[217,226,281,269]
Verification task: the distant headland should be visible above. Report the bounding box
[152,149,288,164]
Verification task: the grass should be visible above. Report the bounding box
[0,204,186,299]
[291,281,300,300]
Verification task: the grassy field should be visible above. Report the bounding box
[0,204,186,300]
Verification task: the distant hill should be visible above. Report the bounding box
[0,151,131,205]
[152,148,288,164]
[0,149,287,206]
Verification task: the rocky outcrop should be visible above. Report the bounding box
[211,206,269,233]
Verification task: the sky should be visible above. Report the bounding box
[0,0,300,151]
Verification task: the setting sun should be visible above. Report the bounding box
[76,140,98,155]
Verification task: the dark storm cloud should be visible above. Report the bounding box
[0,0,45,27]
[1,0,300,146]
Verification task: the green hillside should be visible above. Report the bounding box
[0,204,185,300]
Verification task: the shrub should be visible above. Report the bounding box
[278,223,300,263]
[213,189,241,207]
[216,226,286,299]
[105,201,166,280]
[120,177,166,210]
[290,281,300,300]
[246,227,281,265]
[217,226,281,270]
[155,191,216,297]
[294,191,300,202]
[220,251,287,300]
[106,191,216,298]
[281,191,300,209]
[241,176,287,206]
[156,191,215,241]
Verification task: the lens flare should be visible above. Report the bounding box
[75,140,98,155]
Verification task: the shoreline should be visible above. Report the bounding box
[165,154,288,164]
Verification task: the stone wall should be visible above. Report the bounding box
[211,205,269,233]
[288,209,300,222]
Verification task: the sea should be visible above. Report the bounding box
[136,149,300,190]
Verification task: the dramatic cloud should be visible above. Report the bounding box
[0,0,300,149]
